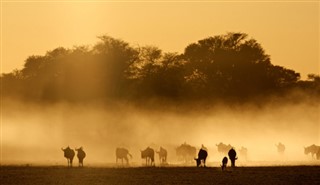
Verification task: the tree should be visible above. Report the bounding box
[1,33,308,104]
[183,32,300,99]
[92,35,139,97]
[130,46,186,99]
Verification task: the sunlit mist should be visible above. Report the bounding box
[2,98,319,166]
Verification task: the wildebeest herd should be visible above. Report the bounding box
[61,146,86,167]
[62,143,320,168]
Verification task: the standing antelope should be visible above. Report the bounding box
[62,146,75,167]
[75,147,86,167]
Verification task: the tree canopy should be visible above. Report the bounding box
[1,33,318,104]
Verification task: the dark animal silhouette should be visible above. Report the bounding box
[75,147,86,167]
[194,148,208,167]
[239,146,248,161]
[116,147,132,165]
[141,147,155,166]
[228,148,237,167]
[221,156,228,171]
[276,142,285,154]
[61,146,75,167]
[176,142,197,163]
[304,144,320,159]
[156,147,168,164]
[216,142,233,154]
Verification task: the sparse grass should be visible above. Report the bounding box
[1,166,320,185]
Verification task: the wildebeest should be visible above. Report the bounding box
[61,146,75,167]
[216,142,233,155]
[141,147,155,166]
[194,148,208,167]
[176,143,197,163]
[276,142,285,154]
[116,147,132,165]
[228,148,237,167]
[75,147,86,167]
[239,146,248,161]
[156,147,168,164]
[221,157,228,171]
[304,144,320,159]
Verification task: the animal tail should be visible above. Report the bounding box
[128,153,132,159]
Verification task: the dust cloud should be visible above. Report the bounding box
[1,98,319,166]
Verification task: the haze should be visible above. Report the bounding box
[2,99,319,166]
[1,1,319,78]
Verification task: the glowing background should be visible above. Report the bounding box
[1,1,319,78]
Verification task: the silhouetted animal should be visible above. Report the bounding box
[239,146,248,161]
[194,148,208,167]
[62,146,75,167]
[221,157,228,171]
[156,147,167,164]
[176,143,197,163]
[276,142,285,154]
[228,148,237,167]
[75,147,86,167]
[304,144,320,159]
[141,147,155,166]
[116,147,132,165]
[216,142,233,155]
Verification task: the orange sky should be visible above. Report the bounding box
[1,1,319,79]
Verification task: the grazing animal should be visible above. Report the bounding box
[239,146,248,161]
[75,147,86,167]
[221,157,228,171]
[156,147,168,164]
[216,142,233,155]
[116,147,132,165]
[61,146,75,167]
[304,144,320,159]
[141,147,155,166]
[194,148,208,167]
[228,148,237,167]
[176,143,197,163]
[276,142,285,154]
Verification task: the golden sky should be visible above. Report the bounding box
[1,1,319,79]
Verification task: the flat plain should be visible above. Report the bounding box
[1,165,320,185]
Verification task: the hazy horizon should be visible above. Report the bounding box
[1,98,319,166]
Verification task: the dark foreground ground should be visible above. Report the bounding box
[1,166,320,185]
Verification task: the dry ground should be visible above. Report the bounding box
[1,166,320,185]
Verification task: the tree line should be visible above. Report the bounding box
[2,33,319,104]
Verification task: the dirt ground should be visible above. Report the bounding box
[1,166,320,185]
